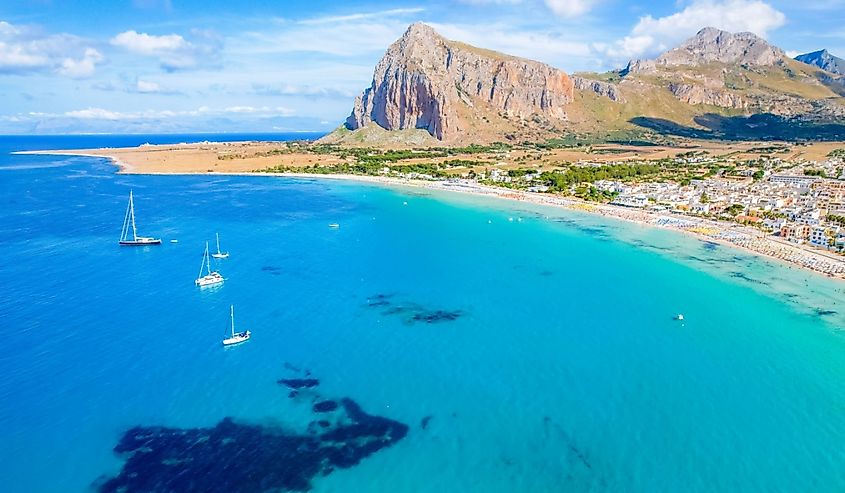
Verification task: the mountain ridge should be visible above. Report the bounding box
[325,24,845,145]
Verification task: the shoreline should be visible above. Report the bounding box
[21,148,845,281]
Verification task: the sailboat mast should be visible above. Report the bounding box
[120,195,132,241]
[205,241,212,274]
[129,191,138,241]
[230,305,235,337]
[199,243,208,279]
[216,233,221,255]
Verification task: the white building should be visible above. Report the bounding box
[810,226,832,247]
[612,194,649,208]
[769,174,820,187]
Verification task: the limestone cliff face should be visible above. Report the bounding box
[572,76,624,102]
[346,23,575,141]
[668,82,747,109]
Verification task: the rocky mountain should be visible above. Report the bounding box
[615,28,845,116]
[795,49,845,75]
[625,27,783,74]
[327,24,845,145]
[344,23,575,142]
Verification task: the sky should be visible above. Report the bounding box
[0,0,843,134]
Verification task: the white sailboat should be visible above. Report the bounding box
[119,191,161,246]
[195,241,224,287]
[222,305,250,346]
[211,233,229,259]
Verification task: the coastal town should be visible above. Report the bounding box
[479,146,845,253]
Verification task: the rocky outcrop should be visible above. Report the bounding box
[668,82,746,109]
[572,76,624,102]
[345,23,574,141]
[626,27,784,73]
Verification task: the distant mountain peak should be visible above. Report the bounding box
[795,49,845,75]
[625,27,784,73]
[404,22,437,37]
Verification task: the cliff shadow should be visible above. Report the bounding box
[630,113,845,141]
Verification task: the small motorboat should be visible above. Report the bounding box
[675,314,685,321]
[328,223,340,229]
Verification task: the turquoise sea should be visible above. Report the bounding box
[2,133,845,492]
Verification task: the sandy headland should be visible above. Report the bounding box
[20,139,845,280]
[16,141,346,174]
[18,139,845,175]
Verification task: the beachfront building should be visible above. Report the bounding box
[611,194,649,208]
[488,169,512,183]
[781,224,811,243]
[810,226,831,247]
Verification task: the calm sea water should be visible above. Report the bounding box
[2,134,845,492]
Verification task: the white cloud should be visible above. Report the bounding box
[111,31,187,55]
[224,105,296,116]
[299,8,425,25]
[63,108,126,120]
[432,22,591,65]
[251,83,357,98]
[58,48,103,78]
[0,20,103,77]
[135,80,161,93]
[44,105,296,121]
[110,29,222,71]
[598,0,786,62]
[457,0,596,17]
[234,10,416,57]
[543,0,597,18]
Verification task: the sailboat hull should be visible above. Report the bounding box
[195,272,224,287]
[223,331,250,346]
[119,237,162,246]
[211,252,229,259]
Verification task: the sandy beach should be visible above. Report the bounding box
[21,146,845,281]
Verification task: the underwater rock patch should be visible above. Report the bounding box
[411,309,463,324]
[312,400,339,413]
[366,293,396,308]
[729,271,770,286]
[365,294,464,325]
[278,378,320,390]
[98,398,408,493]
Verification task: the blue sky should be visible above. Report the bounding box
[0,0,842,134]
